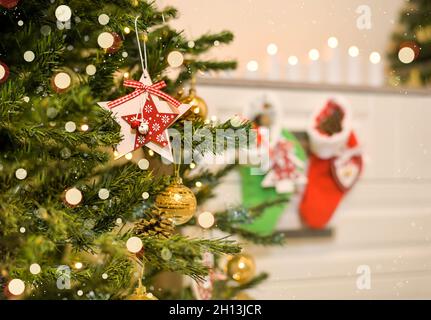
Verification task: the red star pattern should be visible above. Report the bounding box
[122,95,177,149]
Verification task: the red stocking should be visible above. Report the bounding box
[300,99,363,229]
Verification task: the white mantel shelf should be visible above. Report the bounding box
[197,77,431,96]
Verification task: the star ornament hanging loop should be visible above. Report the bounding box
[107,79,181,109]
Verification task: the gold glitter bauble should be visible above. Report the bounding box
[233,292,254,300]
[128,286,158,300]
[225,254,256,284]
[155,178,197,225]
[180,88,208,120]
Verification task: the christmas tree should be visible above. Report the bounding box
[0,0,286,300]
[388,0,431,87]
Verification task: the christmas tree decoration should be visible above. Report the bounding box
[0,60,10,84]
[160,247,172,261]
[416,25,431,43]
[180,77,208,120]
[233,292,254,300]
[126,236,143,253]
[55,5,72,22]
[128,286,158,300]
[98,16,189,162]
[98,188,110,200]
[398,46,416,64]
[97,32,115,49]
[155,177,197,225]
[397,41,420,65]
[225,254,256,284]
[97,14,110,26]
[7,279,25,296]
[15,168,27,180]
[137,158,149,170]
[300,98,363,229]
[23,51,35,62]
[85,64,97,76]
[64,121,77,132]
[51,71,73,93]
[167,50,184,68]
[197,211,215,229]
[106,32,123,54]
[0,0,19,9]
[181,88,208,120]
[64,187,83,206]
[134,208,174,238]
[407,68,423,88]
[29,263,41,275]
[98,70,191,161]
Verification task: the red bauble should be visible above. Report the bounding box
[130,120,140,129]
[400,41,420,59]
[0,60,10,84]
[0,0,20,9]
[106,32,123,54]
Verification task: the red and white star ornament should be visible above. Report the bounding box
[261,139,307,193]
[98,70,190,161]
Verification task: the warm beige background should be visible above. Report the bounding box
[166,0,404,75]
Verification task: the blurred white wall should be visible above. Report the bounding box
[166,0,404,76]
[196,81,431,299]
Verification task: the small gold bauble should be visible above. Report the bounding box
[155,178,197,225]
[415,25,431,43]
[130,0,140,7]
[226,254,256,284]
[233,291,254,300]
[407,68,423,88]
[128,287,158,300]
[180,88,208,120]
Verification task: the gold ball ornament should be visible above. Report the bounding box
[233,291,254,300]
[415,25,431,43]
[180,88,208,120]
[128,287,158,300]
[225,254,256,284]
[155,177,197,225]
[407,68,423,88]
